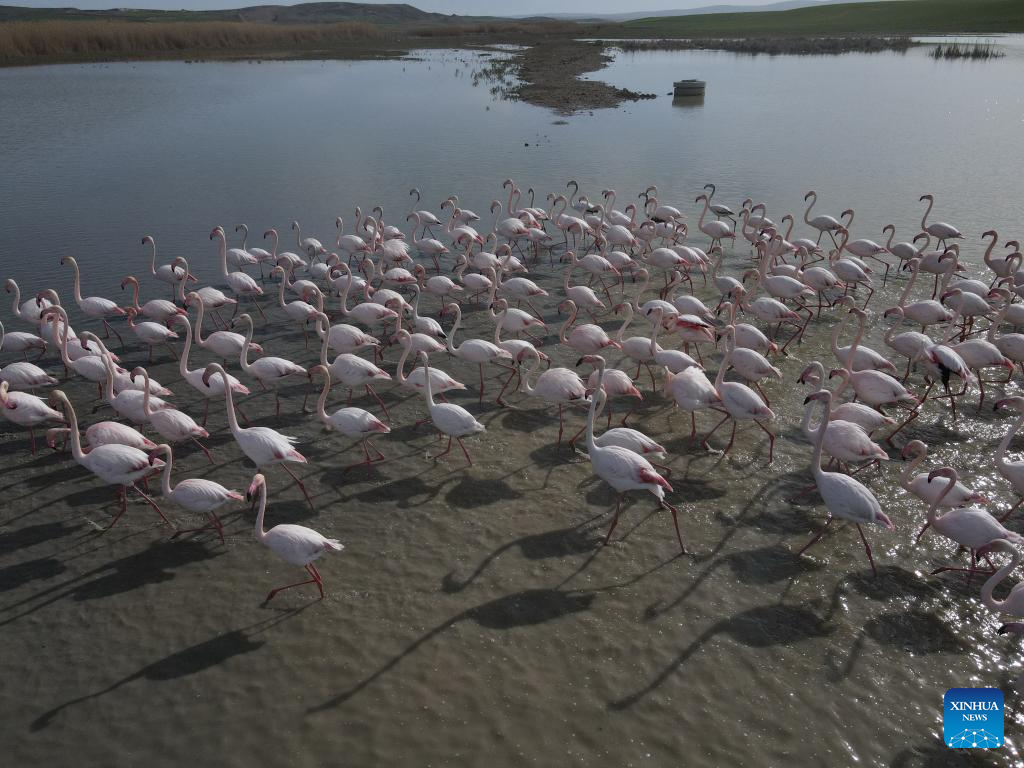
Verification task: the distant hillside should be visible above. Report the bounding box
[539,0,875,23]
[624,0,1024,35]
[0,3,471,25]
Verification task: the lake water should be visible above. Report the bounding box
[2,38,1024,768]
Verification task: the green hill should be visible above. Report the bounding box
[623,0,1024,36]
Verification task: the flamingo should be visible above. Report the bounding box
[0,319,46,359]
[798,389,887,472]
[394,331,466,399]
[47,420,155,453]
[418,351,484,467]
[924,467,1022,577]
[124,307,178,363]
[61,255,126,346]
[148,443,241,542]
[121,275,186,324]
[803,190,844,247]
[695,193,736,249]
[994,398,1024,522]
[211,227,266,321]
[443,302,513,403]
[315,313,391,420]
[0,355,57,390]
[309,365,390,470]
[574,353,643,430]
[203,362,312,508]
[90,339,171,424]
[270,266,319,347]
[5,278,53,327]
[408,188,441,235]
[407,213,450,272]
[0,380,64,454]
[49,389,169,530]
[796,361,897,435]
[171,315,250,427]
[184,291,263,361]
[232,313,307,416]
[134,366,213,464]
[919,193,963,249]
[405,284,446,340]
[248,473,342,602]
[583,354,684,553]
[719,324,779,404]
[142,235,192,292]
[900,439,987,541]
[795,390,893,575]
[702,184,736,220]
[976,540,1024,635]
[515,349,589,445]
[237,224,274,278]
[664,365,721,443]
[702,344,776,462]
[334,217,371,264]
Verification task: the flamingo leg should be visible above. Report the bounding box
[201,398,210,427]
[723,421,738,455]
[280,462,314,510]
[103,318,125,349]
[604,494,624,545]
[456,437,473,467]
[431,434,454,460]
[754,419,775,463]
[662,500,685,554]
[133,483,173,527]
[702,413,731,451]
[797,516,833,557]
[856,523,878,577]
[192,436,214,465]
[265,564,322,603]
[556,403,565,445]
[365,384,390,422]
[999,497,1024,523]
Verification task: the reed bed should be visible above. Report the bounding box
[930,41,1004,59]
[409,21,581,38]
[0,21,388,64]
[612,36,916,55]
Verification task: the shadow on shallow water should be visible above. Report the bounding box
[607,604,834,710]
[308,587,596,714]
[30,609,308,731]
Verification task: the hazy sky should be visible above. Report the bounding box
[11,0,783,17]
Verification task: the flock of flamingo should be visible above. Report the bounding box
[4,180,1024,624]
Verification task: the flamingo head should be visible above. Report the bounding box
[900,440,927,460]
[919,193,933,202]
[797,364,820,386]
[874,511,895,531]
[882,306,902,319]
[827,368,845,380]
[802,390,830,406]
[246,473,266,502]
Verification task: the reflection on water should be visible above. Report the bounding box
[1,39,1024,768]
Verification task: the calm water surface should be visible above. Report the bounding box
[1,39,1024,768]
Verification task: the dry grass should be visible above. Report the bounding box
[613,36,917,55]
[0,21,389,64]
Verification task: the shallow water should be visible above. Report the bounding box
[2,42,1024,767]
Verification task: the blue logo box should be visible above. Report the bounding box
[944,688,1004,748]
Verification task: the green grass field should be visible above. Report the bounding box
[623,0,1024,37]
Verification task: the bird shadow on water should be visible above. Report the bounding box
[643,543,825,620]
[890,742,1003,768]
[823,568,966,681]
[307,587,596,714]
[0,539,221,626]
[607,604,833,710]
[442,518,605,593]
[29,608,308,731]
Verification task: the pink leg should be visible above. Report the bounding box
[604,494,624,545]
[280,463,314,510]
[133,483,173,527]
[856,523,877,577]
[456,437,473,467]
[431,434,453,460]
[365,385,390,422]
[192,437,214,465]
[265,564,322,603]
[662,500,685,554]
[702,413,731,451]
[797,516,833,557]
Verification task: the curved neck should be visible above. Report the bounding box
[238,319,254,370]
[804,193,816,226]
[616,303,633,341]
[920,197,933,230]
[995,412,1024,470]
[927,476,957,525]
[898,264,918,306]
[831,368,850,398]
[809,397,828,478]
[8,282,20,318]
[900,449,925,489]
[179,317,193,378]
[216,232,228,277]
[148,240,157,274]
[159,444,174,496]
[69,260,83,303]
[316,373,331,423]
[254,483,267,542]
[559,302,576,342]
[421,355,436,407]
[446,305,464,354]
[831,312,848,357]
[981,549,1022,611]
[60,396,85,462]
[140,368,153,415]
[633,271,651,310]
[585,359,605,451]
[277,274,288,308]
[395,341,411,384]
[698,195,709,230]
[127,279,141,310]
[102,350,115,402]
[519,352,541,395]
[649,313,661,354]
